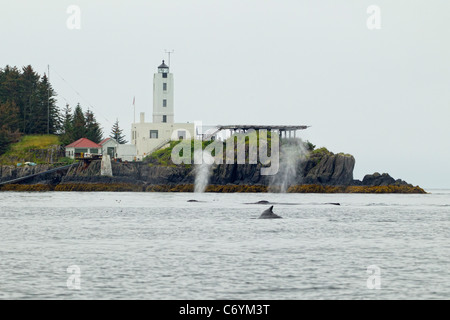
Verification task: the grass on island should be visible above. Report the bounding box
[0,135,71,165]
[10,135,60,150]
[144,133,323,167]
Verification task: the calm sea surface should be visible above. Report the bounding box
[0,190,449,300]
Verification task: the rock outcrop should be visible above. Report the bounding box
[301,153,355,185]
[53,151,359,187]
[361,172,409,186]
[0,164,57,184]
[0,147,417,189]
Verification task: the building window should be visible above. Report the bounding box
[163,83,167,91]
[163,99,167,107]
[150,130,158,139]
[162,73,167,78]
[90,148,98,154]
[162,115,167,123]
[75,148,88,154]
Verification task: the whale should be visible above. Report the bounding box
[258,206,282,219]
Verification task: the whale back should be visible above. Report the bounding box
[259,206,282,219]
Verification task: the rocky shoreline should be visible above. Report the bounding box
[0,153,426,193]
[0,183,426,193]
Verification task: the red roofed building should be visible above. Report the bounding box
[65,138,103,159]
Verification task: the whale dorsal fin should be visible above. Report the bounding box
[269,205,274,212]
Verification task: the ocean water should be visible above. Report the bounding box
[0,190,449,300]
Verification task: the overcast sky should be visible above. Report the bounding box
[1,0,449,188]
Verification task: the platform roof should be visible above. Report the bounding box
[216,125,309,131]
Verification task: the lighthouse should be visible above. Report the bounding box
[131,59,195,159]
[153,60,174,124]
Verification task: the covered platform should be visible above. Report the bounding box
[201,125,310,140]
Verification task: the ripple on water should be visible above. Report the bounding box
[0,191,449,299]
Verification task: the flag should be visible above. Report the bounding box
[133,96,135,106]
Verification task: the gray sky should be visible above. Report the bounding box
[1,0,449,188]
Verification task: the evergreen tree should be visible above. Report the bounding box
[59,104,74,146]
[85,109,103,143]
[0,66,21,105]
[0,65,59,136]
[72,103,86,141]
[19,65,40,134]
[0,101,21,154]
[0,66,22,132]
[36,73,60,134]
[0,130,11,155]
[0,101,20,132]
[110,119,128,144]
[0,65,106,153]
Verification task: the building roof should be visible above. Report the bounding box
[217,125,310,131]
[66,138,102,149]
[158,60,169,69]
[99,138,111,146]
[99,137,118,146]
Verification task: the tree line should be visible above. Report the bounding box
[59,103,103,146]
[0,65,127,155]
[60,105,128,146]
[0,65,59,154]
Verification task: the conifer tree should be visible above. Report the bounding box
[0,65,59,136]
[72,103,86,141]
[85,109,103,143]
[110,119,128,144]
[60,104,74,146]
[19,65,40,134]
[0,101,21,154]
[37,73,60,134]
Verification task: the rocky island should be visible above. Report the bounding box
[0,138,426,193]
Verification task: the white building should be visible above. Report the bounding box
[99,138,137,162]
[132,60,195,160]
[65,138,102,159]
[117,144,137,162]
[99,138,117,158]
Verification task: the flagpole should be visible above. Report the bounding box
[133,96,136,124]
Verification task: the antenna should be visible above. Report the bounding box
[133,96,136,124]
[165,49,174,67]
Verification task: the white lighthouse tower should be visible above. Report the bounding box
[152,60,174,124]
[131,59,195,159]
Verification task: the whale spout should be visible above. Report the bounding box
[258,206,282,219]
